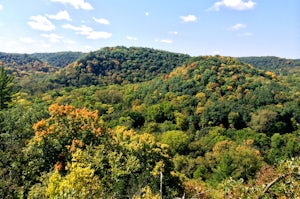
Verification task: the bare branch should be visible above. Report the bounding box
[258,172,300,199]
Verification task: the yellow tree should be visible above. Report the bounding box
[24,103,108,180]
[45,154,103,198]
[28,149,104,199]
[107,126,183,198]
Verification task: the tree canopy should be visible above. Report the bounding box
[0,48,299,198]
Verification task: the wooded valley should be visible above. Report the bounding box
[0,46,299,198]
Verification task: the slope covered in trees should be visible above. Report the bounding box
[0,51,84,79]
[238,56,300,75]
[32,51,85,68]
[0,52,52,77]
[51,46,190,87]
[0,51,84,68]
[0,48,299,198]
[0,52,42,68]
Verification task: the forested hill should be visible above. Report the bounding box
[51,46,190,87]
[0,52,43,67]
[0,51,85,77]
[0,52,56,77]
[0,51,84,68]
[123,55,298,131]
[2,49,300,81]
[238,56,300,75]
[32,51,85,68]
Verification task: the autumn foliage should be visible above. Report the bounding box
[1,50,299,198]
[28,104,107,173]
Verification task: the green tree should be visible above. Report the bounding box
[174,112,189,130]
[161,130,189,155]
[268,133,300,163]
[0,65,17,110]
[128,111,145,128]
[146,102,175,123]
[205,140,263,185]
[0,103,48,198]
[248,109,278,135]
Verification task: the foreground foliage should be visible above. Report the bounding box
[0,48,299,198]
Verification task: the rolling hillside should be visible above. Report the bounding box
[0,51,84,77]
[238,56,300,75]
[1,48,299,198]
[51,46,190,86]
[32,51,85,68]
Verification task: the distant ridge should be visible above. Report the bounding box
[238,56,300,75]
[0,51,85,68]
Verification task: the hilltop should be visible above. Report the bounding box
[51,46,190,86]
[1,47,299,80]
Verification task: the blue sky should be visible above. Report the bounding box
[0,0,299,58]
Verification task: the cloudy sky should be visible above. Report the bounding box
[0,0,299,58]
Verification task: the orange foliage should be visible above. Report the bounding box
[227,85,233,91]
[212,140,235,152]
[68,139,84,153]
[33,104,104,143]
[265,71,277,79]
[33,119,47,132]
[54,162,64,171]
[231,74,239,80]
[48,103,99,122]
[32,104,107,171]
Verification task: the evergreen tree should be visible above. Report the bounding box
[0,65,15,110]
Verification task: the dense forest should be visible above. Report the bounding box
[51,47,190,87]
[0,51,84,68]
[0,46,299,198]
[238,56,300,75]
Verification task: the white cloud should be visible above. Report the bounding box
[19,37,36,44]
[156,39,173,44]
[180,15,197,23]
[47,10,71,21]
[0,4,3,11]
[145,12,149,16]
[62,24,93,35]
[41,33,63,43]
[93,17,110,25]
[127,36,138,41]
[62,24,112,39]
[229,23,247,31]
[51,0,93,10]
[169,31,178,35]
[86,31,112,39]
[28,15,55,31]
[210,0,256,11]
